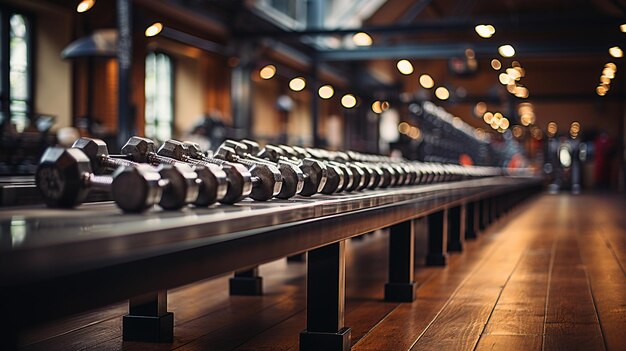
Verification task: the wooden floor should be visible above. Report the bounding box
[18,193,626,351]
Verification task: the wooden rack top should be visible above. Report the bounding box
[0,176,540,330]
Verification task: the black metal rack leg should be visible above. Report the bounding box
[426,209,448,266]
[123,290,173,342]
[229,267,263,296]
[385,220,417,302]
[300,240,351,351]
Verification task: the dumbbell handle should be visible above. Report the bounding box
[100,155,140,170]
[82,172,113,191]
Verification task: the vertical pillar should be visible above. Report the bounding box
[229,267,263,295]
[123,290,173,342]
[447,205,465,252]
[231,42,254,138]
[300,241,351,351]
[426,209,447,266]
[116,0,133,149]
[465,201,477,240]
[385,220,416,302]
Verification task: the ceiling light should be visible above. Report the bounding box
[408,126,421,139]
[500,118,510,129]
[483,112,494,123]
[259,65,276,80]
[372,101,383,113]
[398,122,410,134]
[609,46,623,58]
[506,68,521,80]
[341,94,357,108]
[547,122,557,136]
[77,0,95,13]
[621,24,626,33]
[596,85,608,96]
[318,85,334,99]
[498,44,515,58]
[397,59,414,75]
[475,24,495,38]
[352,32,373,46]
[434,87,449,100]
[491,59,502,70]
[474,102,487,116]
[602,68,615,79]
[498,73,511,85]
[419,74,434,89]
[289,77,306,92]
[145,22,163,37]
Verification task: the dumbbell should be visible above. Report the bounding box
[255,144,336,195]
[288,145,366,192]
[72,137,201,209]
[347,151,415,187]
[157,140,253,204]
[218,140,304,199]
[210,145,284,201]
[35,147,162,212]
[235,139,338,196]
[300,147,354,192]
[327,150,375,191]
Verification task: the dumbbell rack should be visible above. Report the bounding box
[0,175,542,349]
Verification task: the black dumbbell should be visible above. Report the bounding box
[158,140,252,204]
[35,147,162,212]
[288,145,354,194]
[219,140,303,199]
[211,145,283,201]
[257,144,333,195]
[299,147,353,193]
[303,147,371,192]
[72,137,201,209]
[236,140,338,196]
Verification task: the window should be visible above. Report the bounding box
[9,14,31,132]
[0,11,32,133]
[144,52,173,141]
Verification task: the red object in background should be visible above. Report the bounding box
[459,154,473,166]
[594,133,614,188]
[507,154,523,169]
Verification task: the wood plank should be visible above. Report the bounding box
[475,335,542,351]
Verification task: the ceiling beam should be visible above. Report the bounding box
[316,41,617,61]
[237,13,623,38]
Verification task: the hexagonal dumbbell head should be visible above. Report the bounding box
[215,146,240,163]
[300,158,328,196]
[111,165,162,212]
[248,163,282,201]
[121,136,157,163]
[258,144,283,162]
[220,140,249,157]
[155,163,199,210]
[191,165,228,206]
[241,139,261,155]
[71,137,110,174]
[157,140,187,160]
[182,141,204,160]
[36,147,92,208]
